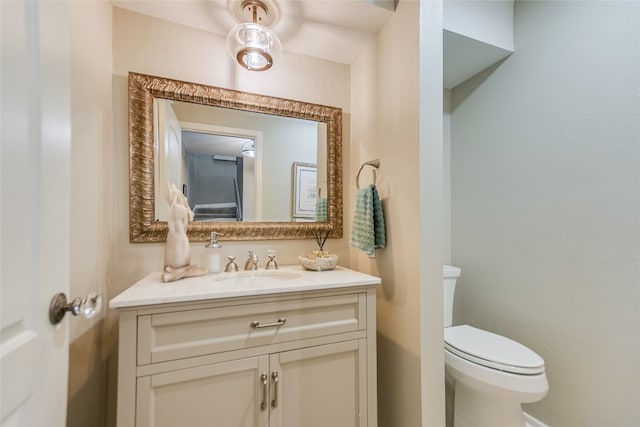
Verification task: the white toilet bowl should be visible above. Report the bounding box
[443,266,548,427]
[445,325,548,426]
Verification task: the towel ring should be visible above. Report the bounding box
[356,159,380,189]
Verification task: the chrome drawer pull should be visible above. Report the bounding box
[250,318,286,329]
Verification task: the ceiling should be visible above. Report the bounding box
[182,131,252,157]
[112,0,396,64]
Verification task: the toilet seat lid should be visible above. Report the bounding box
[445,325,545,375]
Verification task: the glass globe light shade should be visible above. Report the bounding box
[242,140,256,158]
[226,22,282,71]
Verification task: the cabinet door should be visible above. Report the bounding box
[136,356,269,427]
[270,340,367,427]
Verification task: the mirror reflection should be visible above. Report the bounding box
[128,72,343,242]
[154,100,325,223]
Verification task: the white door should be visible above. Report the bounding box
[154,99,184,221]
[1,1,71,425]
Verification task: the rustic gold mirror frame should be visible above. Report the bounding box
[129,72,343,242]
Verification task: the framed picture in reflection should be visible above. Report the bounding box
[292,162,317,219]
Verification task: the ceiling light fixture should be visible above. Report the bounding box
[242,140,256,158]
[226,0,282,72]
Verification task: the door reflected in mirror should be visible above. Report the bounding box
[154,100,324,223]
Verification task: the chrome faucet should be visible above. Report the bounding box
[265,249,278,270]
[244,250,259,270]
[224,255,239,272]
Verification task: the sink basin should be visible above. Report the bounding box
[212,270,303,286]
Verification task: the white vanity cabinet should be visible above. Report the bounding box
[110,266,380,427]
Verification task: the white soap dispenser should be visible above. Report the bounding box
[202,231,223,273]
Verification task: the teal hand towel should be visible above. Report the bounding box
[315,197,328,222]
[350,185,386,255]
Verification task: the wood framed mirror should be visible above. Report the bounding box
[129,72,343,242]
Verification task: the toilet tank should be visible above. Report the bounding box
[443,265,462,327]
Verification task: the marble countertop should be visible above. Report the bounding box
[109,265,381,309]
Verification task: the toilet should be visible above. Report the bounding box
[443,265,548,427]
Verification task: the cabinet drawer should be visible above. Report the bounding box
[137,293,366,365]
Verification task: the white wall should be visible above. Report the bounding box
[450,1,639,425]
[443,89,452,265]
[443,0,514,51]
[419,1,446,425]
[443,1,514,89]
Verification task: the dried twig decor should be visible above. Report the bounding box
[312,225,333,251]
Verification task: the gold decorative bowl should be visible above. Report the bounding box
[299,251,339,271]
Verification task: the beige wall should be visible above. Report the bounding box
[350,1,445,425]
[451,1,639,425]
[105,7,352,425]
[68,1,113,426]
[108,6,352,291]
[69,3,449,426]
[64,2,640,426]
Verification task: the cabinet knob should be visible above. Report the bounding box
[49,292,102,325]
